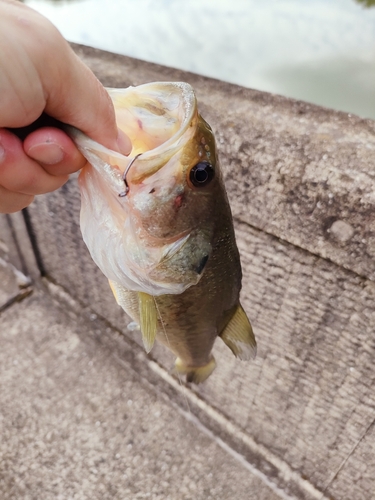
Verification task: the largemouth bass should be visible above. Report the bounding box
[69,82,256,383]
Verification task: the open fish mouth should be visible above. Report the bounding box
[67,82,198,191]
[109,82,199,186]
[109,82,196,160]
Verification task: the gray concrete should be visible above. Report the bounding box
[2,45,375,500]
[0,264,281,500]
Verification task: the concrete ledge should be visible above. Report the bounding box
[2,45,375,500]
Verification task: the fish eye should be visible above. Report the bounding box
[189,162,214,187]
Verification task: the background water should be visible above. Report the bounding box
[25,0,375,119]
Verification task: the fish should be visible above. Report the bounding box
[68,81,256,383]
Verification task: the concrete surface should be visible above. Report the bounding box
[2,45,375,500]
[0,264,282,500]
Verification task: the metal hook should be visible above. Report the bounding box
[118,153,142,197]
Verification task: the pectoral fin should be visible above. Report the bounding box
[109,281,156,352]
[220,303,256,360]
[138,292,157,353]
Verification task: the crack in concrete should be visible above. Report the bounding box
[0,287,34,313]
[319,416,375,499]
[0,257,33,313]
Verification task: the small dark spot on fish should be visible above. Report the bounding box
[149,188,155,194]
[196,255,209,275]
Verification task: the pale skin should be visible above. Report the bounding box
[0,0,131,213]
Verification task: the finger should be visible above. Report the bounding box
[0,3,131,154]
[0,129,69,195]
[44,52,132,153]
[0,184,34,214]
[24,127,87,176]
[44,55,132,154]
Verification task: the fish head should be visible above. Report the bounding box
[70,82,223,296]
[125,110,221,290]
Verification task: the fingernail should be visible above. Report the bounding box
[27,142,65,165]
[116,129,132,156]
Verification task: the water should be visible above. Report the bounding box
[25,0,375,119]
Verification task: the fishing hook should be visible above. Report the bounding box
[119,153,142,197]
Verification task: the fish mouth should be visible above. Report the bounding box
[68,82,198,189]
[108,82,197,161]
[108,82,198,184]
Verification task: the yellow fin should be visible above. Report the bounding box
[138,292,157,353]
[175,357,216,384]
[220,303,256,360]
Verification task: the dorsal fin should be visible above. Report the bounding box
[138,292,157,353]
[220,303,256,360]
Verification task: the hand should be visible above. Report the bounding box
[0,0,131,213]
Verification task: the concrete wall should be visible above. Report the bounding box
[2,45,375,500]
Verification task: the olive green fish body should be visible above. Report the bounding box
[69,82,256,383]
[110,189,240,373]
